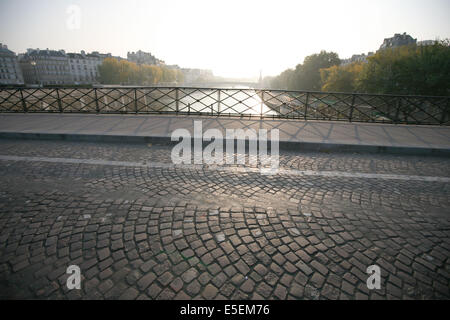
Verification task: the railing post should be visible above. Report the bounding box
[56,88,62,113]
[260,90,264,118]
[94,88,100,113]
[395,97,401,123]
[386,98,392,122]
[188,103,191,115]
[217,89,221,115]
[20,88,27,113]
[349,94,355,122]
[175,88,179,114]
[304,92,309,120]
[134,88,138,114]
[439,98,449,125]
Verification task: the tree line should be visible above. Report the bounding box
[268,40,450,96]
[98,58,184,85]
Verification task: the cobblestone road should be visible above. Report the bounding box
[0,139,449,300]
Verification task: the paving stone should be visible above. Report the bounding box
[137,272,156,291]
[147,283,162,299]
[289,283,304,298]
[186,280,201,296]
[202,284,218,299]
[255,282,272,299]
[274,284,288,300]
[158,271,174,287]
[240,279,255,293]
[119,287,139,300]
[170,277,184,292]
[254,264,268,276]
[181,268,198,283]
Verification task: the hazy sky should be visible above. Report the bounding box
[1,0,449,78]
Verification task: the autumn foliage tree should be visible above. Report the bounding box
[356,40,450,96]
[320,40,450,95]
[270,40,450,96]
[320,62,364,92]
[98,58,184,85]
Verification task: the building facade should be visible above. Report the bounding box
[341,33,434,66]
[15,46,216,86]
[127,50,165,66]
[19,49,114,85]
[379,32,417,51]
[417,40,436,46]
[341,52,374,66]
[19,49,72,85]
[0,43,24,85]
[67,51,105,84]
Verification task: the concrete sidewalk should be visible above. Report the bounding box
[1,113,449,155]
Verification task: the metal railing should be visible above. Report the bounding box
[0,86,449,125]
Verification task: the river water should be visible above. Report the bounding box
[170,86,277,116]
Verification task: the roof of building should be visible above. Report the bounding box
[0,45,16,57]
[379,32,417,50]
[67,53,84,59]
[25,49,67,57]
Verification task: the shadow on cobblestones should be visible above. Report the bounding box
[0,139,449,300]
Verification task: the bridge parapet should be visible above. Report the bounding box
[0,86,448,125]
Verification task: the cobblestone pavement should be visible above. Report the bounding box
[0,139,449,300]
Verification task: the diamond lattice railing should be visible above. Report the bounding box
[0,87,448,125]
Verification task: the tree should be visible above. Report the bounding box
[270,69,294,89]
[141,65,157,85]
[270,50,340,91]
[98,58,121,84]
[321,62,364,92]
[293,50,341,91]
[176,69,184,83]
[161,67,177,83]
[117,60,139,84]
[98,58,184,85]
[357,40,450,95]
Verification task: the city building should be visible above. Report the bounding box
[166,64,180,70]
[0,43,24,85]
[127,50,165,66]
[16,45,216,85]
[19,48,115,85]
[379,32,417,51]
[67,50,104,84]
[19,48,72,85]
[417,40,436,46]
[341,52,374,66]
[341,33,435,66]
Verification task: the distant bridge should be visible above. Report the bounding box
[185,81,259,88]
